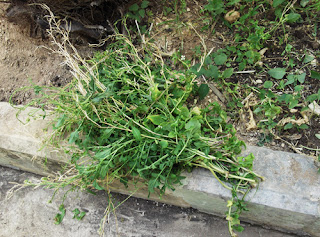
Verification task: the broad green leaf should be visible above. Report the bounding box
[285,13,301,23]
[132,127,142,141]
[147,115,165,125]
[284,123,293,130]
[294,85,303,92]
[198,84,209,100]
[299,124,309,129]
[214,53,228,65]
[141,0,149,8]
[289,100,299,109]
[159,140,168,149]
[129,3,139,11]
[300,0,309,7]
[306,94,318,102]
[297,73,306,83]
[138,9,145,18]
[222,68,234,78]
[263,81,273,89]
[311,70,320,80]
[68,131,79,144]
[273,0,285,7]
[285,74,295,85]
[185,119,201,131]
[180,106,190,119]
[95,149,111,160]
[54,114,66,129]
[204,65,219,79]
[303,54,314,64]
[268,68,286,79]
[315,134,320,140]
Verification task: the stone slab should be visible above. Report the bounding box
[0,102,319,236]
[0,166,295,237]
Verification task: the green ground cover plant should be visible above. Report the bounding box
[13,23,263,236]
[9,0,320,236]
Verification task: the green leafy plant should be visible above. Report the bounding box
[54,204,66,225]
[14,31,263,236]
[127,1,150,22]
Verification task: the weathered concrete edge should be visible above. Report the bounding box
[0,102,319,236]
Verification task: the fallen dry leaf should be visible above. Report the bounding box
[308,101,320,115]
[224,10,240,23]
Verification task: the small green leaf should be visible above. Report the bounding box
[129,3,139,11]
[268,68,286,79]
[233,225,245,232]
[289,100,299,109]
[294,85,303,92]
[311,71,320,80]
[285,13,301,23]
[185,119,201,131]
[273,0,285,7]
[141,0,149,8]
[68,131,79,144]
[132,127,142,141]
[303,54,315,64]
[300,0,309,7]
[54,204,66,225]
[315,134,320,139]
[307,94,318,102]
[92,180,104,190]
[297,73,306,83]
[214,53,228,65]
[138,9,145,18]
[263,81,273,89]
[147,115,165,125]
[54,114,66,129]
[159,140,168,149]
[284,123,293,130]
[299,124,309,129]
[198,84,209,100]
[72,208,86,220]
[222,68,234,78]
[204,65,219,79]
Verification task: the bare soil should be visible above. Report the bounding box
[0,3,72,104]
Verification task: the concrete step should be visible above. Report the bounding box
[0,102,319,236]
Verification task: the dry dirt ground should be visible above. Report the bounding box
[0,3,71,104]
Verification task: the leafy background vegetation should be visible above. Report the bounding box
[11,0,320,236]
